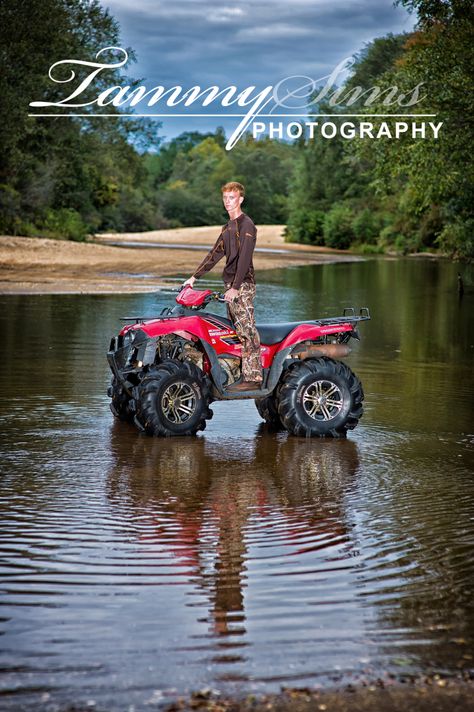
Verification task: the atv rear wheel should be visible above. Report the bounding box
[134,359,213,437]
[255,392,284,429]
[278,357,364,438]
[108,376,135,423]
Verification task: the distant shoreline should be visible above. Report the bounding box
[0,226,363,295]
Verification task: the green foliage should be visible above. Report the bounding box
[379,224,409,253]
[285,119,372,247]
[160,183,212,227]
[41,208,88,241]
[350,1,474,257]
[144,129,226,188]
[437,218,474,260]
[286,209,325,245]
[155,133,296,227]
[323,204,355,249]
[286,7,474,259]
[229,136,294,224]
[352,209,383,244]
[2,0,470,260]
[356,242,385,255]
[343,33,410,96]
[0,184,22,234]
[0,0,161,238]
[395,0,473,25]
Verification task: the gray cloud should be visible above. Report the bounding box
[101,0,415,141]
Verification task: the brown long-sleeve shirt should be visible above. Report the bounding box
[193,212,256,289]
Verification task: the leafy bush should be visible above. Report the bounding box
[286,209,325,244]
[379,224,405,251]
[323,204,355,249]
[357,242,385,254]
[418,205,444,248]
[378,224,421,255]
[352,208,382,244]
[437,218,474,260]
[159,185,212,227]
[0,184,21,233]
[42,209,88,241]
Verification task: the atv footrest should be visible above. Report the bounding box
[216,387,272,400]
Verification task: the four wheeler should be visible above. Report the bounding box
[107,286,370,438]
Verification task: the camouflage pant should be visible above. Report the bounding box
[226,282,263,383]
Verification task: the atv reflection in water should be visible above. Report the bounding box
[107,424,361,637]
[107,286,370,438]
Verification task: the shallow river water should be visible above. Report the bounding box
[1,258,473,711]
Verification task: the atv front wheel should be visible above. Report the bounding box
[255,391,284,429]
[108,376,135,423]
[278,357,364,438]
[135,359,213,437]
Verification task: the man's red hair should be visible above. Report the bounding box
[221,182,245,197]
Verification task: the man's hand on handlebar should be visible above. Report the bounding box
[178,277,229,303]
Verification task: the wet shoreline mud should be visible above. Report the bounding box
[0,227,363,294]
[166,682,474,712]
[51,677,474,712]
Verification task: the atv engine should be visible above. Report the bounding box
[218,356,241,386]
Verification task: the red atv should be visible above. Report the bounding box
[107,286,370,438]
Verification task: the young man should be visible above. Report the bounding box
[182,181,263,391]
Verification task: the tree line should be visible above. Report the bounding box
[286,0,474,259]
[0,0,472,258]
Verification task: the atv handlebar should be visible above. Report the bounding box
[174,286,227,303]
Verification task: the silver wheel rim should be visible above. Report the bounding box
[161,382,197,424]
[302,379,343,422]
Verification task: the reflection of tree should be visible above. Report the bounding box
[280,260,474,435]
[106,423,360,642]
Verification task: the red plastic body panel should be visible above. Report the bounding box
[122,316,282,368]
[279,323,354,350]
[120,315,354,370]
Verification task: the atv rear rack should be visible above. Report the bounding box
[119,307,371,326]
[313,307,371,325]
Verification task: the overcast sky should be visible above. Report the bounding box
[103,0,416,142]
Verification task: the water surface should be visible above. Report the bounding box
[1,258,473,711]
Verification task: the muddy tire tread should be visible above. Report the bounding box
[278,357,364,438]
[255,386,284,429]
[135,359,212,437]
[109,376,135,423]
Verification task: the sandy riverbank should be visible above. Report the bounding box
[0,225,362,294]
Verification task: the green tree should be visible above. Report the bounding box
[153,131,297,227]
[323,204,355,249]
[0,0,161,238]
[343,33,410,95]
[351,0,474,256]
[228,135,295,224]
[285,115,373,246]
[159,137,233,225]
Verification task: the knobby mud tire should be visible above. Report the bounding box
[109,376,135,423]
[255,390,284,429]
[278,357,364,438]
[134,359,213,437]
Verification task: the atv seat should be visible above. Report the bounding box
[206,313,306,345]
[256,322,306,344]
